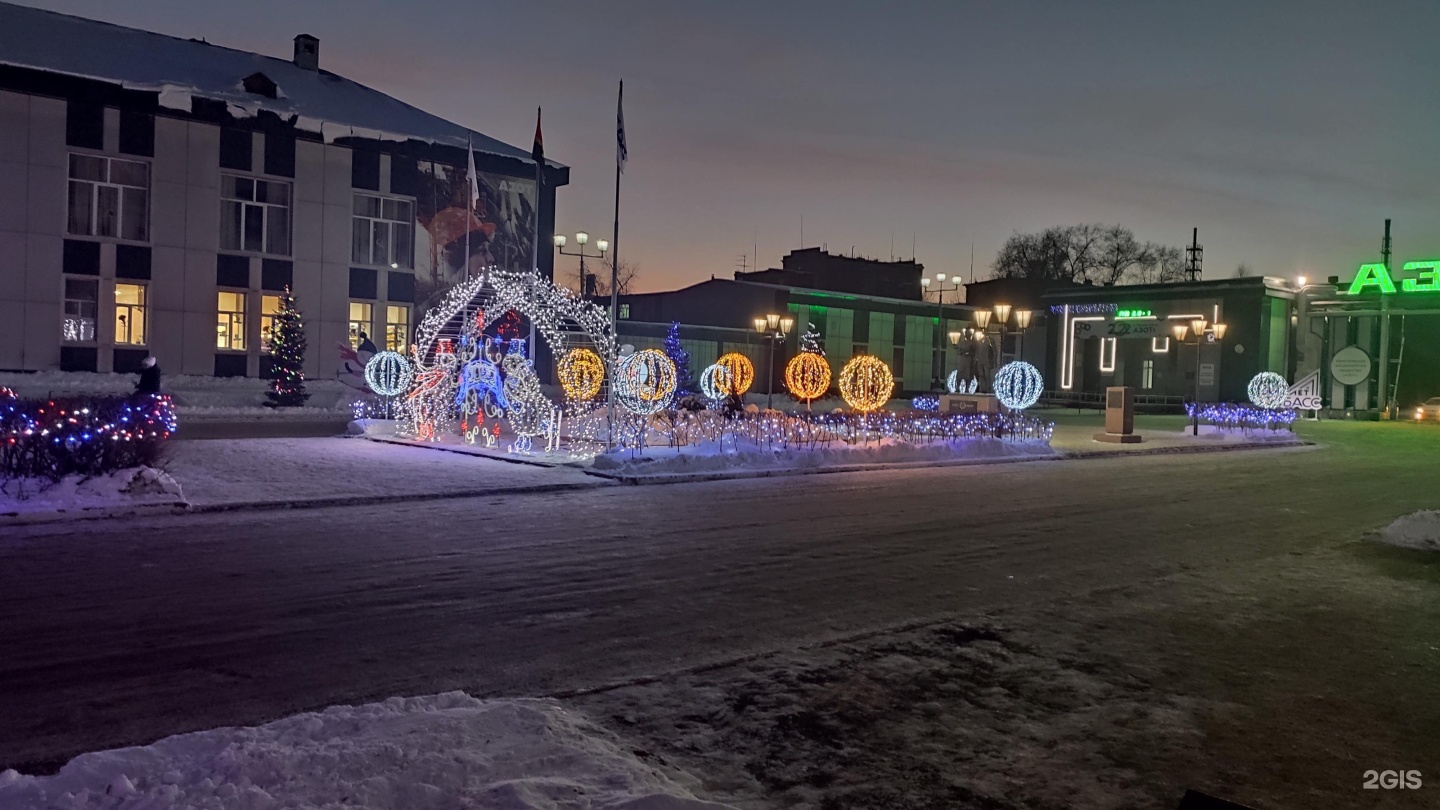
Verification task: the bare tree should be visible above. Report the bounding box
[1093,225,1153,286]
[1131,244,1186,284]
[992,224,1106,283]
[1233,263,1253,278]
[592,258,639,297]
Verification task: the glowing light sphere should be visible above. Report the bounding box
[558,347,605,401]
[784,352,831,402]
[1247,371,1289,410]
[364,350,414,397]
[838,354,894,412]
[616,349,678,414]
[716,352,755,396]
[699,363,731,401]
[993,361,1044,410]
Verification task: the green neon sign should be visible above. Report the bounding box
[1115,308,1152,319]
[1345,261,1440,295]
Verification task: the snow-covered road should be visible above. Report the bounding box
[0,441,1389,773]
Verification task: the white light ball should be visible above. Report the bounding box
[1247,371,1288,410]
[364,351,414,397]
[993,361,1044,410]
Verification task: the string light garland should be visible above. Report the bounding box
[699,363,731,402]
[615,349,678,414]
[1247,371,1288,410]
[993,361,1044,410]
[364,351,414,397]
[945,370,978,395]
[558,347,606,401]
[911,395,940,411]
[716,352,755,396]
[0,393,177,480]
[1186,402,1297,430]
[838,355,894,412]
[265,286,309,407]
[784,352,831,402]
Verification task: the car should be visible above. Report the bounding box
[1414,397,1440,421]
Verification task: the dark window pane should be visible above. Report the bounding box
[243,203,264,252]
[372,220,389,266]
[95,185,119,237]
[235,177,254,201]
[110,160,148,188]
[220,200,242,250]
[68,154,105,181]
[266,206,289,255]
[67,181,92,235]
[352,217,369,264]
[393,223,412,269]
[121,188,147,241]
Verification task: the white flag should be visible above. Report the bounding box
[616,81,627,173]
[466,136,480,209]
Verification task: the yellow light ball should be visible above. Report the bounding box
[716,352,755,396]
[838,354,894,412]
[784,352,831,402]
[558,347,605,400]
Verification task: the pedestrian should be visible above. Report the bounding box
[136,355,161,395]
[357,331,379,355]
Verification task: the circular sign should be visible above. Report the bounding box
[1330,345,1372,386]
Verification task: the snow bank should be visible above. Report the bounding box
[594,436,1056,475]
[0,467,184,518]
[1376,510,1440,552]
[1152,426,1297,444]
[0,371,355,412]
[0,693,734,810]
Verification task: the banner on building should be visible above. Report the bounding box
[412,160,537,302]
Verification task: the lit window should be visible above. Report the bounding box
[62,278,99,343]
[221,174,291,255]
[114,283,147,345]
[260,294,282,352]
[1142,359,1154,389]
[352,193,414,269]
[618,303,630,319]
[385,305,410,352]
[67,154,149,241]
[217,291,247,350]
[349,301,374,348]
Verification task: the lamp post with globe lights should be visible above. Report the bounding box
[753,313,795,410]
[553,231,609,295]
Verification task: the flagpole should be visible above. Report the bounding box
[607,80,624,448]
[465,134,472,284]
[529,107,541,358]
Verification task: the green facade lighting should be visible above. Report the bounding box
[1115,308,1152,319]
[1401,261,1440,293]
[1346,263,1397,295]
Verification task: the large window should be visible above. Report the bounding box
[384,304,410,352]
[217,291,246,350]
[114,283,147,346]
[352,194,414,269]
[68,154,149,241]
[260,294,282,352]
[221,175,291,255]
[63,278,99,343]
[348,302,374,348]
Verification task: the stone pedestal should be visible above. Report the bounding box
[1093,386,1142,443]
[940,393,1001,415]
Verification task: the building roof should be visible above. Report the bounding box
[0,2,555,164]
[1040,275,1293,302]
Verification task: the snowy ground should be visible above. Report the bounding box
[0,370,357,414]
[0,467,184,520]
[1376,510,1440,551]
[162,437,604,508]
[0,693,733,810]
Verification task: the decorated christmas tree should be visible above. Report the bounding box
[663,321,695,393]
[799,322,825,355]
[265,287,310,407]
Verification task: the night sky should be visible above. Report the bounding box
[21,0,1440,292]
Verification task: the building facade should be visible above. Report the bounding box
[0,2,563,379]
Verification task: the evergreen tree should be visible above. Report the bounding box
[799,322,825,355]
[663,321,695,393]
[265,287,310,407]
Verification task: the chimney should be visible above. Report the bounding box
[293,34,319,70]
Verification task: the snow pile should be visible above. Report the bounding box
[0,466,184,518]
[594,436,1056,475]
[0,693,735,810]
[1376,510,1440,551]
[1154,426,1297,444]
[0,371,355,413]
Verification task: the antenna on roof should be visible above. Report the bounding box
[736,254,749,273]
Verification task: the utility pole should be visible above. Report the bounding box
[1184,228,1203,282]
[1378,218,1393,416]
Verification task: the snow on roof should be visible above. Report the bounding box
[0,2,557,165]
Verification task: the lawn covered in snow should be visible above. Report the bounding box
[0,370,356,414]
[592,435,1057,476]
[0,467,184,520]
[0,693,733,810]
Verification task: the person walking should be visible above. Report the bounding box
[136,356,161,396]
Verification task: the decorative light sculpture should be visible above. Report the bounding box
[1247,371,1289,410]
[945,370,979,395]
[838,354,894,412]
[993,361,1044,410]
[364,350,414,397]
[716,352,755,396]
[558,347,605,401]
[784,352,831,403]
[616,349,677,414]
[699,363,731,402]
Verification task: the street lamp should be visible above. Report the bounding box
[553,231,609,295]
[754,313,795,410]
[1173,320,1228,435]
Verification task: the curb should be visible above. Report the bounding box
[362,435,578,469]
[584,451,1062,485]
[187,480,611,515]
[0,500,190,527]
[1059,438,1310,461]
